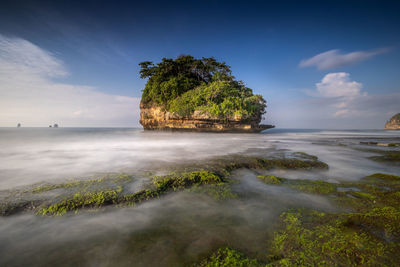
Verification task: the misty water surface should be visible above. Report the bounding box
[0,128,399,266]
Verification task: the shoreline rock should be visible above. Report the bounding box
[384,113,400,130]
[139,104,274,133]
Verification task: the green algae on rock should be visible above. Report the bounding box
[37,170,224,216]
[355,147,400,164]
[365,173,400,181]
[152,170,224,191]
[257,175,284,184]
[187,184,239,201]
[369,151,400,164]
[37,187,124,216]
[257,175,337,194]
[196,172,400,266]
[30,174,134,194]
[267,209,398,266]
[1,153,330,216]
[196,247,263,267]
[265,173,400,265]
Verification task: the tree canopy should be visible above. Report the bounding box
[139,55,266,120]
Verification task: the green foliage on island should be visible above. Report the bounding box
[390,113,400,121]
[139,55,266,119]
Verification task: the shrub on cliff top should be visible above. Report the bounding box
[139,55,266,119]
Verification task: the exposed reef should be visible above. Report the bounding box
[199,172,400,266]
[385,113,400,130]
[355,147,400,165]
[0,152,327,216]
[2,149,400,266]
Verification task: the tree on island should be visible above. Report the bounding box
[139,55,267,121]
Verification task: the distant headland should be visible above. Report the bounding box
[138,55,274,132]
[385,113,400,130]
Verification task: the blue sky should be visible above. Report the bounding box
[0,0,399,128]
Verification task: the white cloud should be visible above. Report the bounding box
[300,72,400,125]
[305,72,364,118]
[0,34,141,127]
[299,48,390,70]
[314,72,363,98]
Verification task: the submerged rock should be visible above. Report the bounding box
[384,113,400,130]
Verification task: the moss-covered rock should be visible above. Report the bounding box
[37,187,123,215]
[196,247,263,267]
[257,175,336,195]
[187,184,239,200]
[263,171,400,266]
[2,153,330,217]
[289,180,337,194]
[153,170,223,191]
[365,173,400,181]
[30,174,134,193]
[257,175,284,184]
[37,170,224,216]
[267,209,397,266]
[369,151,400,163]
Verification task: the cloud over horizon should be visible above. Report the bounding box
[304,72,400,122]
[299,48,390,70]
[314,72,364,98]
[0,35,140,127]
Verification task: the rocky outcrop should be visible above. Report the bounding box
[139,104,274,133]
[385,113,400,130]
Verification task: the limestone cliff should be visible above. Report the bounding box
[140,104,274,133]
[385,113,400,130]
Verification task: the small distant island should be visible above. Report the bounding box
[138,55,274,132]
[385,113,400,130]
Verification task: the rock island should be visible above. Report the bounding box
[139,55,274,132]
[385,113,400,130]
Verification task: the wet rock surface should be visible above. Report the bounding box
[140,104,274,133]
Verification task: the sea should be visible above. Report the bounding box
[0,127,399,266]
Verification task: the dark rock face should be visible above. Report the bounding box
[385,113,400,130]
[139,104,274,133]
